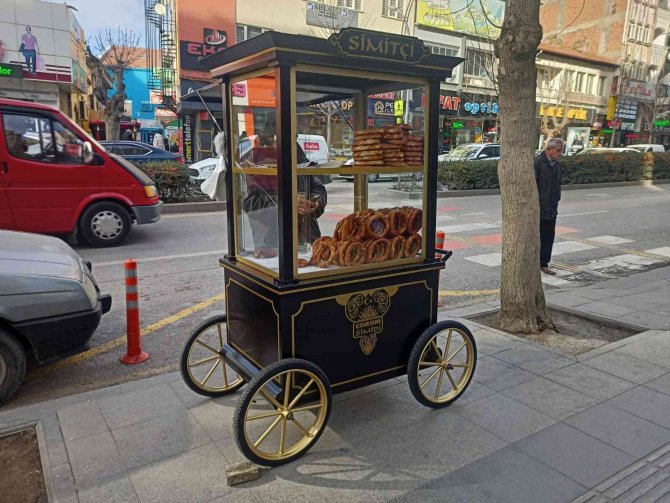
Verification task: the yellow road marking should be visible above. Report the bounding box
[26,292,226,380]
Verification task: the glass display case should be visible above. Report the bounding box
[222,32,458,284]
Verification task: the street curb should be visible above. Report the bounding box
[163,201,226,214]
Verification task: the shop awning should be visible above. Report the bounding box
[178,79,223,131]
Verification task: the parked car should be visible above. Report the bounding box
[297,134,330,165]
[0,230,111,403]
[438,143,500,162]
[188,157,218,181]
[627,144,666,153]
[100,140,183,164]
[338,159,423,183]
[0,98,162,247]
[576,147,641,155]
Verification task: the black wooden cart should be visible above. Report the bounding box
[179,28,477,466]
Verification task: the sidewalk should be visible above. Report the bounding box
[2,268,669,503]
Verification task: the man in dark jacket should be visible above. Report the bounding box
[534,138,564,275]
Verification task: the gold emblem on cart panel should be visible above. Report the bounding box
[338,287,397,356]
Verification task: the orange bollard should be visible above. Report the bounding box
[120,259,149,364]
[435,231,445,259]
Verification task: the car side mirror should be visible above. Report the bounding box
[82,141,95,164]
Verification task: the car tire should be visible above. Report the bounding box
[79,201,132,247]
[367,174,378,183]
[0,329,27,404]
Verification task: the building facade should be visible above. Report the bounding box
[0,0,87,115]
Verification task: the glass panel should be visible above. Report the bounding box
[295,69,425,276]
[3,114,56,163]
[232,72,279,272]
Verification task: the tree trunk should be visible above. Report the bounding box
[104,68,126,140]
[494,0,548,333]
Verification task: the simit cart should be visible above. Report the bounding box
[179,28,477,466]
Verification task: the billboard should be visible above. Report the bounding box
[306,1,358,30]
[415,0,505,39]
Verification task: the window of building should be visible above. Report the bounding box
[585,74,595,94]
[382,0,404,20]
[337,0,362,11]
[236,24,269,42]
[425,43,459,57]
[464,48,494,78]
[574,72,585,92]
[597,76,606,96]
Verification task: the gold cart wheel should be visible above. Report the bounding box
[180,315,244,397]
[407,320,477,408]
[233,358,332,466]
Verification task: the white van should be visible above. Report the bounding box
[297,134,330,165]
[628,144,666,153]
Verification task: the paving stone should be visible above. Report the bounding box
[98,385,187,430]
[472,356,536,391]
[129,444,232,502]
[615,332,670,367]
[544,363,636,400]
[513,422,635,487]
[495,346,575,375]
[546,292,594,308]
[501,377,599,420]
[470,331,525,357]
[582,352,668,385]
[187,395,239,441]
[65,430,126,484]
[645,372,670,396]
[111,409,211,469]
[606,386,670,429]
[615,310,670,331]
[41,413,69,467]
[50,462,77,503]
[571,289,616,301]
[169,380,212,409]
[578,301,637,318]
[455,393,557,442]
[57,400,108,441]
[565,403,670,458]
[404,445,586,503]
[77,474,140,503]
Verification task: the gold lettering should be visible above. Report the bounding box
[389,41,401,55]
[349,35,361,51]
[400,43,411,60]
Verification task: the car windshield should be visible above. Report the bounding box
[446,145,481,157]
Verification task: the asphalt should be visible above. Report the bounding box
[1,266,669,503]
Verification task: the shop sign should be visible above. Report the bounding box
[0,63,23,78]
[415,0,504,40]
[621,81,655,101]
[329,28,431,64]
[149,90,163,104]
[155,107,177,119]
[654,119,670,127]
[394,99,404,116]
[540,105,588,121]
[371,100,396,116]
[182,114,194,164]
[306,1,358,29]
[179,28,227,70]
[609,119,636,131]
[464,101,498,115]
[439,95,461,111]
[370,92,395,99]
[303,141,320,151]
[452,121,465,129]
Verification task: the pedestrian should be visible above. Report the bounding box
[534,137,564,275]
[121,129,133,141]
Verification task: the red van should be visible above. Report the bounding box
[0,99,162,247]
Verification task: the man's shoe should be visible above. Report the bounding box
[541,267,556,276]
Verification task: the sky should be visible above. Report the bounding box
[63,0,146,47]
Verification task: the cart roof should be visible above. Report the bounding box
[204,28,463,82]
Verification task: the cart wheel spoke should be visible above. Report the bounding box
[279,417,287,455]
[446,370,458,391]
[291,402,324,414]
[246,410,282,422]
[419,361,441,368]
[259,389,283,410]
[288,378,315,409]
[419,365,442,390]
[434,368,445,400]
[253,415,283,448]
[290,416,312,437]
[450,364,469,368]
[444,330,452,360]
[283,372,292,408]
[195,339,221,355]
[189,355,220,368]
[222,358,229,387]
[201,359,220,386]
[447,341,468,362]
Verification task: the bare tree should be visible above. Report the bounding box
[494,0,547,333]
[537,67,580,139]
[91,28,142,140]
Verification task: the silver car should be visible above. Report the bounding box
[0,231,111,403]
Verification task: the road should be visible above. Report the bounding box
[3,181,669,409]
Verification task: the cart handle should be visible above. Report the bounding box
[435,249,453,262]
